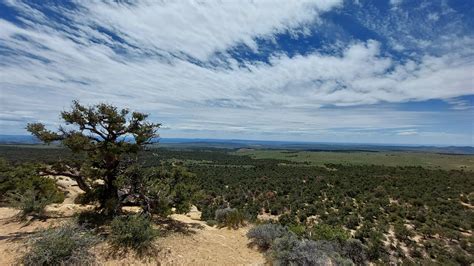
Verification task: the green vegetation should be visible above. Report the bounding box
[0,102,472,264]
[247,223,290,250]
[8,189,53,220]
[1,102,194,263]
[187,151,472,264]
[0,159,64,219]
[248,223,354,265]
[214,207,245,229]
[109,214,158,252]
[22,224,98,265]
[308,224,350,242]
[26,100,162,216]
[1,144,473,264]
[236,149,474,171]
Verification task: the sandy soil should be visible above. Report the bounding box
[0,177,265,265]
[45,176,95,216]
[95,211,265,265]
[157,211,265,265]
[0,176,86,265]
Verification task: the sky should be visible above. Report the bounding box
[0,0,473,146]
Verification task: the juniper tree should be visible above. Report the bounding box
[27,101,160,215]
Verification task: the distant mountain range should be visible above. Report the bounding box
[0,135,473,155]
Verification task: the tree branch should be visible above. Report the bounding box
[83,125,108,141]
[40,169,91,193]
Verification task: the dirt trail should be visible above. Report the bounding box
[157,209,265,265]
[97,208,265,265]
[0,177,265,265]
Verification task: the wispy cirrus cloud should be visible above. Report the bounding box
[445,98,473,110]
[0,0,472,145]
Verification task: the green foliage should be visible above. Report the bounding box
[269,235,352,266]
[288,224,306,237]
[1,145,473,264]
[215,207,245,229]
[366,236,386,261]
[309,224,350,242]
[237,149,474,171]
[8,189,51,219]
[345,215,360,230]
[394,222,414,243]
[342,239,368,265]
[247,223,290,250]
[248,223,368,265]
[73,186,103,205]
[205,219,218,227]
[197,196,226,221]
[109,214,158,252]
[22,224,97,265]
[0,159,63,203]
[0,159,64,218]
[76,210,111,229]
[278,213,298,226]
[267,233,300,265]
[117,164,197,216]
[27,101,161,215]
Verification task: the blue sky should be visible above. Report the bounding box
[0,0,473,145]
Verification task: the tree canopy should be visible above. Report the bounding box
[27,101,162,215]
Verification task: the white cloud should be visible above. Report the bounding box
[355,0,471,56]
[445,98,473,110]
[396,129,418,136]
[427,13,439,21]
[6,0,341,61]
[390,0,403,7]
[0,0,473,145]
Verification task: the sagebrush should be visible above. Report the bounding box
[247,223,290,250]
[215,207,245,229]
[109,214,158,252]
[22,224,97,265]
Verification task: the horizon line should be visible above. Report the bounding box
[0,134,472,148]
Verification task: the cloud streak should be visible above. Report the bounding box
[0,0,472,145]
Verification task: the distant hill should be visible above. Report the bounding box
[0,135,41,144]
[1,135,473,154]
[158,138,474,155]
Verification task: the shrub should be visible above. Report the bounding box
[453,247,472,265]
[215,208,245,229]
[342,239,368,265]
[22,224,97,265]
[278,213,297,226]
[8,189,52,219]
[76,210,110,229]
[345,215,360,230]
[269,236,350,266]
[367,237,386,261]
[288,224,306,237]
[200,205,218,221]
[268,234,300,265]
[247,223,290,250]
[394,222,414,243]
[0,161,63,199]
[309,224,350,242]
[109,214,158,252]
[1,160,64,218]
[74,187,103,205]
[206,219,218,227]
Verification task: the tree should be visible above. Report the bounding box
[27,101,160,215]
[0,159,64,219]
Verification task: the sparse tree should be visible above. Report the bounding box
[27,101,160,215]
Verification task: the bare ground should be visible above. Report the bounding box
[0,177,265,265]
